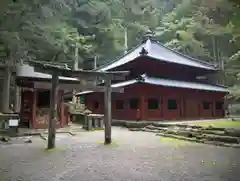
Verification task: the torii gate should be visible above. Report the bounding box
[28,60,129,149]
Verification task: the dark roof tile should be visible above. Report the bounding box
[99,39,217,71]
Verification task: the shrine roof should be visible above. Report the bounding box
[77,74,228,95]
[98,39,217,71]
[137,74,228,93]
[16,64,79,82]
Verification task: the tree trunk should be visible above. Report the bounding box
[124,27,128,54]
[72,44,78,104]
[1,67,11,113]
[14,85,21,113]
[212,36,217,65]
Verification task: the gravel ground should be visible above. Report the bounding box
[0,127,239,181]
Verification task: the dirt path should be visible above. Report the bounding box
[0,127,239,181]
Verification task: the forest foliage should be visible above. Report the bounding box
[0,0,239,88]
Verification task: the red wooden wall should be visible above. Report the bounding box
[84,84,226,121]
[110,57,214,82]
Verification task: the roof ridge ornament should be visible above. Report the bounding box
[136,74,146,82]
[139,47,148,56]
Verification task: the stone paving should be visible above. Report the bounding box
[0,127,239,181]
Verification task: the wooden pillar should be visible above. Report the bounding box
[161,96,165,119]
[94,117,98,128]
[60,90,64,127]
[104,78,112,144]
[87,116,92,131]
[140,94,145,121]
[32,90,37,129]
[212,100,216,118]
[198,98,201,118]
[180,94,185,118]
[100,117,104,129]
[47,73,59,149]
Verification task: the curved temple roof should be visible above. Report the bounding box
[137,74,228,93]
[99,39,217,71]
[76,74,228,96]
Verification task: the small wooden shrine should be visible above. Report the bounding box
[15,64,78,129]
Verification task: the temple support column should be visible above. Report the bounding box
[140,94,145,121]
[32,90,37,129]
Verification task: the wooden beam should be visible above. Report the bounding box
[27,60,129,80]
[104,78,112,144]
[33,82,124,93]
[47,73,59,149]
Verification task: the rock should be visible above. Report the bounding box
[224,128,240,137]
[165,130,195,138]
[124,121,151,128]
[128,128,141,131]
[185,127,192,131]
[188,133,194,138]
[143,129,159,133]
[0,137,9,142]
[24,139,32,143]
[205,127,225,131]
[112,120,126,127]
[203,134,239,144]
[172,126,180,130]
[155,127,168,131]
[190,125,202,129]
[152,122,171,128]
[175,124,188,128]
[145,125,157,130]
[200,129,224,136]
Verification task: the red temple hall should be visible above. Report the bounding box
[79,37,228,121]
[16,64,79,129]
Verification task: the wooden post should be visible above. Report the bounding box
[94,117,98,128]
[140,94,145,121]
[87,115,92,131]
[47,73,59,149]
[100,118,104,129]
[32,90,37,129]
[104,78,112,144]
[84,114,88,129]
